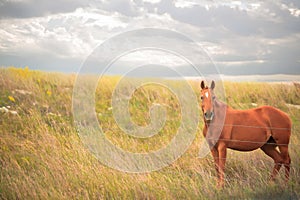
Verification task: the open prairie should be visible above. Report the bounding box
[1,67,300,199]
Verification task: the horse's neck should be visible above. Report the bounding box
[212,99,228,123]
[215,99,229,112]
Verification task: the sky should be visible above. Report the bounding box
[0,0,300,77]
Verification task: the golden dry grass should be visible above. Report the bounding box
[0,67,299,199]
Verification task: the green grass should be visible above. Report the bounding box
[0,67,299,199]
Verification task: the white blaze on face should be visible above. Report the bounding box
[205,92,209,98]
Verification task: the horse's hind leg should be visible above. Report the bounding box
[278,145,291,181]
[260,143,283,181]
[272,128,291,181]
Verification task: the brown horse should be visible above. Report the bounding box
[200,80,292,187]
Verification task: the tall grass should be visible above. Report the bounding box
[0,67,299,199]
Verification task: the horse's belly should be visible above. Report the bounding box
[227,125,269,151]
[227,143,263,151]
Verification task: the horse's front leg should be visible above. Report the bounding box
[210,147,219,176]
[217,142,227,187]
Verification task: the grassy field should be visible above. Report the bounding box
[0,67,300,199]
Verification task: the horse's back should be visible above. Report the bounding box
[242,105,291,128]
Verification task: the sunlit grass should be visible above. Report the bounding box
[0,67,299,199]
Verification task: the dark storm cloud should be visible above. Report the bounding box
[152,0,300,38]
[0,0,89,18]
[0,0,140,19]
[139,0,300,75]
[282,0,300,7]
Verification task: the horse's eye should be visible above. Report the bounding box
[212,96,216,100]
[201,96,204,100]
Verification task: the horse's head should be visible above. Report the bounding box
[200,80,216,122]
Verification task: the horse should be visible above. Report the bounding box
[200,80,292,187]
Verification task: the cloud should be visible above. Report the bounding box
[144,0,300,75]
[0,0,299,76]
[142,0,161,4]
[154,1,300,38]
[95,0,140,17]
[0,0,89,18]
[0,7,128,58]
[0,5,130,71]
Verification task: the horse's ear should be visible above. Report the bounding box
[200,81,205,90]
[211,81,215,90]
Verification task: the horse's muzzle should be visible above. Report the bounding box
[204,111,214,121]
